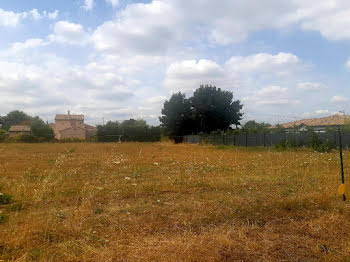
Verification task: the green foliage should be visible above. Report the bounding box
[270,124,286,134]
[12,134,40,143]
[307,128,334,152]
[0,129,7,141]
[7,203,24,212]
[2,110,31,130]
[242,120,271,134]
[30,117,54,140]
[97,119,161,142]
[191,85,243,133]
[159,92,196,140]
[0,214,8,224]
[0,193,13,205]
[160,85,243,138]
[274,139,303,151]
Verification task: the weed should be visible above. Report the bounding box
[0,193,13,205]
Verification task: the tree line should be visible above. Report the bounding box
[1,85,286,143]
[0,110,54,141]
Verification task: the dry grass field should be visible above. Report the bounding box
[1,143,350,261]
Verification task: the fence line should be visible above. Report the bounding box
[183,132,350,148]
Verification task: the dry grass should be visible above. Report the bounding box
[1,142,350,261]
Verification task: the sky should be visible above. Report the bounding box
[1,0,350,126]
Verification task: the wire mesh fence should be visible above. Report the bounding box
[183,132,350,148]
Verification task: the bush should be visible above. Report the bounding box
[97,119,161,142]
[308,128,334,153]
[0,129,7,142]
[12,134,40,143]
[0,193,13,205]
[0,214,8,224]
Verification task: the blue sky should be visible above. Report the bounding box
[0,0,350,125]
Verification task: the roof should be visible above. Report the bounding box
[274,115,350,129]
[84,124,97,130]
[55,114,84,121]
[59,125,86,132]
[9,125,31,132]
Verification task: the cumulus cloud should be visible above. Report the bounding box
[93,1,184,54]
[0,8,59,26]
[298,82,326,91]
[225,53,300,74]
[0,38,48,57]
[331,95,349,102]
[90,0,350,52]
[49,21,90,45]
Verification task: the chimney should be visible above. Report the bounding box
[68,110,70,115]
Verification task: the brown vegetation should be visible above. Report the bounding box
[0,143,350,261]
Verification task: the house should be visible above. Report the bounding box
[9,125,31,137]
[50,111,97,140]
[272,114,350,133]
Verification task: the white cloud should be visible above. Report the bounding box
[164,53,302,94]
[225,52,300,74]
[91,0,350,51]
[301,110,342,118]
[257,86,288,96]
[1,38,48,57]
[83,0,94,10]
[298,82,325,91]
[45,10,59,20]
[147,96,167,104]
[92,1,185,54]
[49,21,90,45]
[29,9,41,20]
[346,58,350,69]
[331,95,349,102]
[0,8,59,27]
[0,8,26,26]
[106,0,119,7]
[163,59,226,93]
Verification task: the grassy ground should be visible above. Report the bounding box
[0,142,350,261]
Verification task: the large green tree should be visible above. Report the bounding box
[191,85,242,133]
[160,85,243,137]
[30,117,54,140]
[2,110,31,130]
[159,92,197,139]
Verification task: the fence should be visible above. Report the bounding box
[183,132,350,148]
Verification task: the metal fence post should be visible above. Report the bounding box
[338,126,346,201]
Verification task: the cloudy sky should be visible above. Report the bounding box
[1,0,350,125]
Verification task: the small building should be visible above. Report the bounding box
[272,114,350,133]
[50,111,97,140]
[9,125,31,138]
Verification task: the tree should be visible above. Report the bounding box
[159,92,196,140]
[191,85,243,133]
[97,119,161,142]
[30,117,54,140]
[160,85,243,138]
[2,110,31,130]
[97,121,122,142]
[243,120,271,133]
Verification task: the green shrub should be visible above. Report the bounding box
[0,214,8,224]
[0,193,13,205]
[307,128,334,153]
[0,129,7,142]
